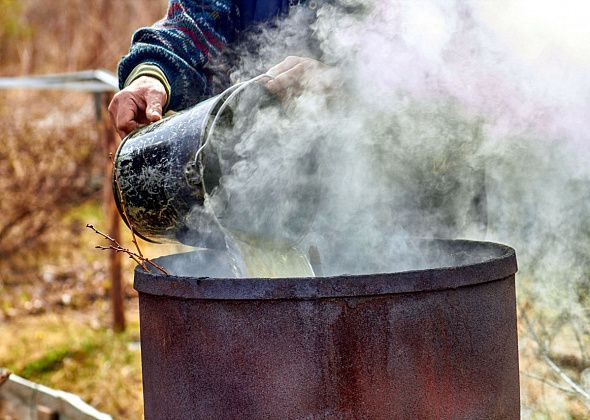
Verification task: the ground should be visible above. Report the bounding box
[0,200,170,419]
[0,202,589,419]
[0,304,143,418]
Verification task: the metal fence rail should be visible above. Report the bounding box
[0,69,118,92]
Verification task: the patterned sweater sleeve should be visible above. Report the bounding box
[118,0,239,111]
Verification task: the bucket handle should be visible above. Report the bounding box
[193,74,275,167]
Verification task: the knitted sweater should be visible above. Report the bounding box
[118,0,305,111]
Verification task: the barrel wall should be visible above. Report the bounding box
[138,274,519,419]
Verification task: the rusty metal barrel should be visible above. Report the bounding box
[134,239,519,419]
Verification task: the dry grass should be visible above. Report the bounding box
[0,303,144,419]
[1,0,166,75]
[0,200,184,418]
[0,0,166,270]
[0,92,102,269]
[0,0,169,313]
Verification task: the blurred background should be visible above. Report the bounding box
[1,1,590,419]
[0,1,167,417]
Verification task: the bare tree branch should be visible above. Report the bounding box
[522,309,590,409]
[522,371,580,395]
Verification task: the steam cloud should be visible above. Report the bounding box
[179,0,590,315]
[148,2,590,414]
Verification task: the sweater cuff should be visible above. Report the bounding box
[123,64,172,110]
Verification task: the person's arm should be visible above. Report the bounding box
[110,0,238,137]
[120,0,238,110]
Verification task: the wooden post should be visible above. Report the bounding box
[100,92,125,333]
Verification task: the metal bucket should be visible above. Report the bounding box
[135,239,520,419]
[112,79,295,248]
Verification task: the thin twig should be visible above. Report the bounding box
[522,309,590,407]
[86,154,170,275]
[88,223,124,248]
[89,224,149,271]
[542,355,590,404]
[521,371,579,395]
[95,245,145,268]
[571,320,589,364]
[87,224,169,275]
[87,154,170,274]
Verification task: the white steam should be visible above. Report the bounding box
[180,0,590,304]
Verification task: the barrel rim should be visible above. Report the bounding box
[133,239,517,300]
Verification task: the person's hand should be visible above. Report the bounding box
[264,56,333,99]
[108,76,168,138]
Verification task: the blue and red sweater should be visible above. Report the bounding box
[118,0,307,111]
